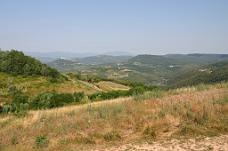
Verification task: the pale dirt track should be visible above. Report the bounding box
[95,135,228,151]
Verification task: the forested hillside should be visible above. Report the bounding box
[169,61,228,87]
[0,50,60,78]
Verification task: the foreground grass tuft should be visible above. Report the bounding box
[35,135,49,148]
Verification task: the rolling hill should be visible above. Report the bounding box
[169,60,228,87]
[0,50,130,104]
[0,50,60,78]
[0,50,228,151]
[48,53,228,86]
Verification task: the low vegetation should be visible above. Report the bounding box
[0,83,227,150]
[0,83,160,114]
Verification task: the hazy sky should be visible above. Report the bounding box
[0,0,228,55]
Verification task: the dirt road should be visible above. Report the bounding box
[97,135,228,151]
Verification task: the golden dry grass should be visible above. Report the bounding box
[0,84,227,151]
[95,81,130,91]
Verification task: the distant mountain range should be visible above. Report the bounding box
[24,51,133,63]
[47,53,228,85]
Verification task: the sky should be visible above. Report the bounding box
[0,0,228,55]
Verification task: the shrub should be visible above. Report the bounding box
[52,93,74,105]
[35,135,49,148]
[11,136,18,145]
[30,92,75,109]
[128,86,145,95]
[30,92,54,109]
[12,93,29,105]
[0,92,29,114]
[73,92,85,102]
[49,78,58,83]
[89,90,129,101]
[1,104,11,113]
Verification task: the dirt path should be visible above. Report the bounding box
[97,135,228,151]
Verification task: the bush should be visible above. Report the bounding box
[11,136,18,145]
[52,93,74,105]
[35,135,49,148]
[128,86,145,95]
[12,93,29,105]
[1,104,12,113]
[73,92,85,102]
[0,92,29,114]
[31,91,85,107]
[49,78,58,83]
[30,92,77,109]
[30,92,54,109]
[89,90,129,101]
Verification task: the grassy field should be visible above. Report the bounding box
[95,81,130,91]
[0,83,227,151]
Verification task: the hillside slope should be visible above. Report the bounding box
[169,61,228,87]
[0,83,227,150]
[48,54,228,85]
[0,72,130,104]
[0,50,130,104]
[0,50,60,78]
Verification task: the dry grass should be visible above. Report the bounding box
[0,84,227,151]
[95,81,130,91]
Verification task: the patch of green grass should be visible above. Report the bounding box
[35,135,49,148]
[11,136,18,145]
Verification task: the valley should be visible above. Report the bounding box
[0,50,228,151]
[1,1,228,150]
